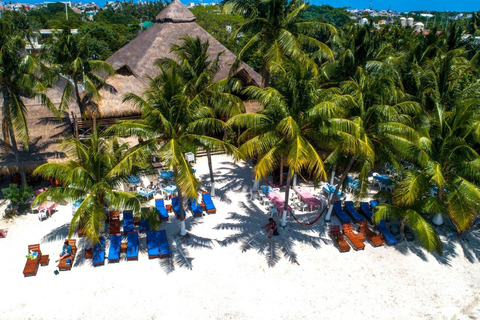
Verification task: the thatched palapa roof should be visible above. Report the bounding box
[97,0,263,118]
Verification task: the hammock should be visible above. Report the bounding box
[288,205,327,227]
[264,176,287,188]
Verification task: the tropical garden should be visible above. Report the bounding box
[1,0,480,255]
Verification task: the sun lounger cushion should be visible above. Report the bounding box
[139,218,149,232]
[123,211,134,233]
[345,201,365,222]
[155,199,169,220]
[171,197,181,218]
[93,237,105,266]
[127,232,139,260]
[202,193,216,212]
[370,200,379,208]
[377,220,398,245]
[360,202,373,221]
[108,235,121,262]
[333,202,351,224]
[189,198,203,216]
[146,231,160,258]
[157,230,171,258]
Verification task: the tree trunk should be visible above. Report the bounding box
[74,80,83,115]
[178,189,186,236]
[330,164,336,185]
[292,174,297,188]
[207,149,215,197]
[261,64,270,88]
[279,158,284,185]
[281,167,293,227]
[325,157,356,221]
[432,186,444,226]
[9,127,27,186]
[2,91,27,186]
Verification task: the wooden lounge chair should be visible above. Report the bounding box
[108,234,121,263]
[23,244,42,277]
[126,232,139,261]
[58,239,77,271]
[359,221,383,247]
[342,224,365,251]
[329,226,350,253]
[201,192,216,214]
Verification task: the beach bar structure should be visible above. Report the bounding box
[73,0,263,138]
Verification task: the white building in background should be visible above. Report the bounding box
[360,17,369,26]
[399,16,406,27]
[407,17,414,27]
[414,22,424,32]
[26,29,78,52]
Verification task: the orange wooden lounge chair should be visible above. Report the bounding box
[330,225,350,253]
[23,244,42,277]
[58,239,77,271]
[359,221,383,247]
[342,224,365,251]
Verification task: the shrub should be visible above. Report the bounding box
[2,184,34,216]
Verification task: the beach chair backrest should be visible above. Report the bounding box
[202,192,212,203]
[156,199,164,207]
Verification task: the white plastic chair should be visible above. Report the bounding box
[269,206,278,218]
[38,209,48,221]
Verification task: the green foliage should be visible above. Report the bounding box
[300,5,352,27]
[27,3,83,29]
[2,184,34,215]
[192,5,249,55]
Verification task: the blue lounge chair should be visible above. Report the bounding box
[127,232,138,261]
[146,231,160,259]
[108,234,121,263]
[189,198,203,217]
[202,192,216,214]
[155,199,169,221]
[93,237,105,267]
[171,197,181,219]
[123,211,134,234]
[360,202,373,221]
[157,230,171,258]
[333,202,351,224]
[370,200,379,208]
[344,201,365,223]
[377,220,398,245]
[139,218,149,233]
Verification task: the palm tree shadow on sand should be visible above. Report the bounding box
[214,201,331,268]
[198,160,255,205]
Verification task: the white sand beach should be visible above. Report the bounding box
[1,154,480,320]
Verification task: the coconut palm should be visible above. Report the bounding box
[229,59,356,226]
[110,63,238,236]
[32,130,149,244]
[156,36,243,196]
[40,29,115,117]
[323,66,421,220]
[0,32,57,185]
[222,0,336,87]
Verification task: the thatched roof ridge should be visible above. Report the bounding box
[156,0,196,23]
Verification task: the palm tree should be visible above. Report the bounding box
[32,130,148,243]
[229,59,355,226]
[323,67,421,220]
[40,29,115,118]
[110,63,237,236]
[156,36,243,196]
[222,0,336,87]
[0,32,57,185]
